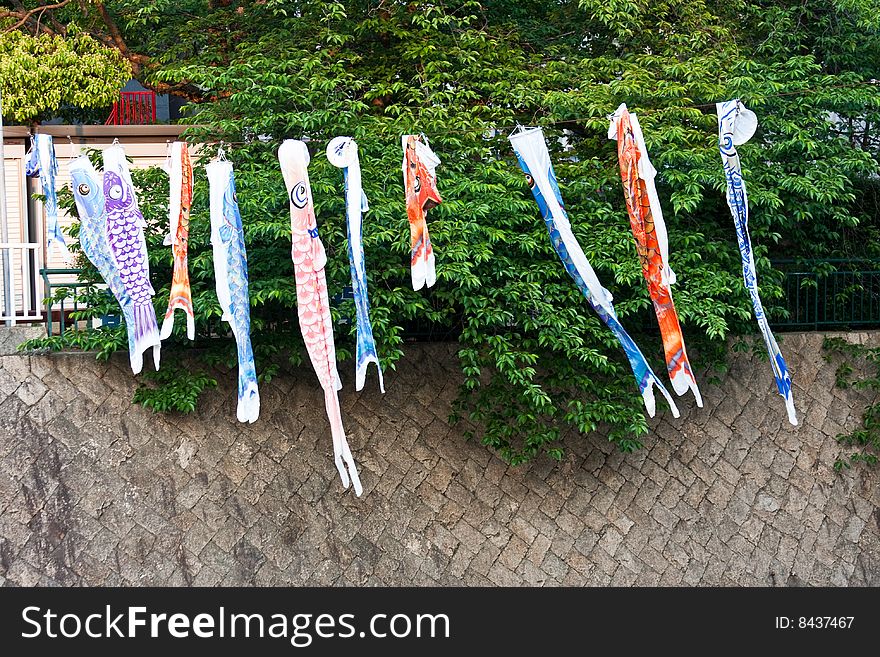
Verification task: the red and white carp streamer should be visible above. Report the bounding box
[278,139,362,496]
[609,104,702,407]
[402,134,442,290]
[160,141,196,341]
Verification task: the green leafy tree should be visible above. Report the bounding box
[15,0,880,464]
[0,28,130,124]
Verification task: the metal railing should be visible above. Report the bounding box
[0,241,43,326]
[40,268,120,336]
[105,91,157,126]
[35,260,880,338]
[771,259,880,330]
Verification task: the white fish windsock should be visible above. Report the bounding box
[25,134,66,250]
[101,143,161,374]
[717,100,796,425]
[508,127,679,418]
[326,136,385,393]
[69,155,138,364]
[278,139,363,495]
[207,156,260,423]
[160,141,196,340]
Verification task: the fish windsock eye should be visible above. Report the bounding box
[291,182,308,208]
[414,175,421,193]
[409,160,417,171]
[109,184,123,200]
[525,173,535,189]
[77,183,90,196]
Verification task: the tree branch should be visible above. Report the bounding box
[1,0,72,33]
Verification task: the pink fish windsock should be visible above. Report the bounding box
[278,139,362,496]
[102,143,161,374]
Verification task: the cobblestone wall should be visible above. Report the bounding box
[0,330,878,586]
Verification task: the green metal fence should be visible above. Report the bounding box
[771,259,880,330]
[41,268,119,336]
[39,260,880,338]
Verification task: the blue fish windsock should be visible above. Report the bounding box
[327,136,385,393]
[69,155,137,362]
[717,100,797,425]
[207,157,260,424]
[25,134,65,250]
[508,127,679,419]
[102,144,161,374]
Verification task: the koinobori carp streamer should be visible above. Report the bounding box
[160,141,196,341]
[327,136,385,393]
[508,126,679,418]
[102,142,162,374]
[69,155,140,370]
[278,139,363,495]
[609,104,703,407]
[717,100,797,425]
[402,134,442,291]
[25,133,65,250]
[207,153,260,423]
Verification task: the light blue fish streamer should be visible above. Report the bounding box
[25,134,66,250]
[327,136,385,393]
[717,100,797,425]
[509,127,678,418]
[68,155,137,365]
[207,156,260,423]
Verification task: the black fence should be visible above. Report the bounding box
[771,259,880,330]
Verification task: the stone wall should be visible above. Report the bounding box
[0,330,878,586]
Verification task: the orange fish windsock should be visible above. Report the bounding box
[402,134,442,291]
[609,104,702,407]
[160,141,195,341]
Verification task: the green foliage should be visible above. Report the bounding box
[0,28,130,123]
[19,322,127,361]
[822,336,880,471]
[23,1,880,464]
[132,365,217,414]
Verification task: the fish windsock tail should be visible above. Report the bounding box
[642,373,680,419]
[355,355,385,394]
[48,222,66,250]
[160,298,196,341]
[130,302,161,374]
[236,372,260,424]
[325,387,363,496]
[410,220,427,291]
[652,293,702,407]
[670,365,703,408]
[783,394,798,426]
[424,228,436,289]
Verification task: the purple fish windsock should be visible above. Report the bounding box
[508,127,679,418]
[25,134,65,250]
[278,139,362,495]
[207,157,260,424]
[69,155,137,359]
[717,100,797,425]
[326,136,385,393]
[102,144,161,374]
